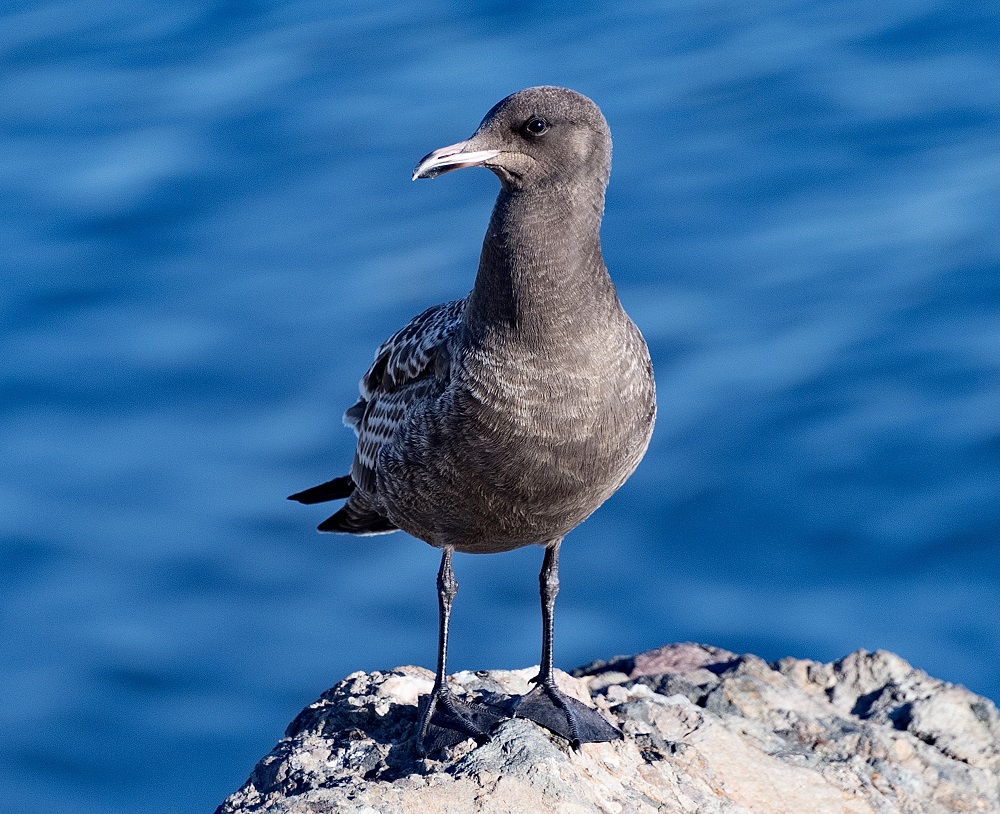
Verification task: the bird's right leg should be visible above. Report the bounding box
[417,547,504,754]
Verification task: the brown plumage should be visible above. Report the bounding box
[290,87,655,753]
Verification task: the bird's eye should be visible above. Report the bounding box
[522,117,549,137]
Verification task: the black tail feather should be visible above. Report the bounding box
[288,475,355,505]
[318,502,398,535]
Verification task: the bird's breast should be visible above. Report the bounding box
[455,327,652,488]
[378,320,654,550]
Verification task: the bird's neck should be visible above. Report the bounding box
[465,184,618,341]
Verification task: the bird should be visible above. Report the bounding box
[289,86,656,754]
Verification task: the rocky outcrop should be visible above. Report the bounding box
[215,644,1000,813]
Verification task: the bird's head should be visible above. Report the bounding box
[412,86,611,193]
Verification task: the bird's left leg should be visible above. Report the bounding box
[514,539,621,748]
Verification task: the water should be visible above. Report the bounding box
[1,1,996,812]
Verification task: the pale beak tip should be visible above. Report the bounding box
[411,143,500,182]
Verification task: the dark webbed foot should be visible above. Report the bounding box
[519,542,622,748]
[418,684,507,755]
[514,679,621,748]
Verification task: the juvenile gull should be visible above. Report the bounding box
[290,86,656,753]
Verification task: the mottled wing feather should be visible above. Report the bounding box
[362,300,465,396]
[350,377,439,492]
[345,300,464,493]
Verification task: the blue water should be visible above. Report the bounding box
[2,1,997,812]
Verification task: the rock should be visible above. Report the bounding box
[215,645,1000,814]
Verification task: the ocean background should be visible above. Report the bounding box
[2,1,997,812]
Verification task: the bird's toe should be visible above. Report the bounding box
[514,681,621,748]
[417,686,507,755]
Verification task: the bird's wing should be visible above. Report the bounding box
[345,299,465,492]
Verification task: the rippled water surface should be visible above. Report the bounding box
[2,2,997,812]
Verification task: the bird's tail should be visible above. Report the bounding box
[318,496,398,535]
[289,476,397,535]
[288,475,355,504]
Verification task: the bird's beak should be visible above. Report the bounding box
[412,140,501,180]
